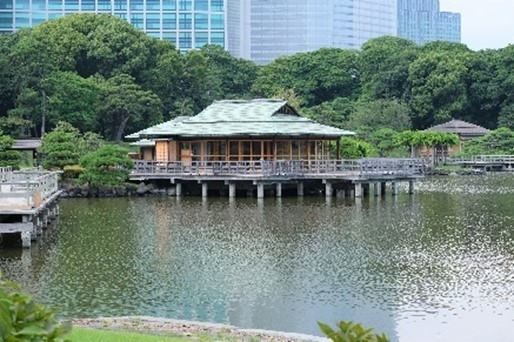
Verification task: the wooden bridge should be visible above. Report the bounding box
[445,155,514,171]
[0,167,61,248]
[131,158,425,198]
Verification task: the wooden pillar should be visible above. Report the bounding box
[257,183,264,199]
[229,183,236,198]
[392,182,399,196]
[202,182,208,198]
[355,183,363,198]
[175,183,182,197]
[297,182,304,196]
[374,182,381,197]
[276,183,282,197]
[21,231,31,248]
[409,181,415,194]
[336,139,340,159]
[363,183,370,197]
[325,181,333,198]
[381,182,386,196]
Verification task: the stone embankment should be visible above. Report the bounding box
[59,181,173,198]
[71,316,329,342]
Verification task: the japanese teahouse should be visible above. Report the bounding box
[421,119,490,159]
[126,99,423,198]
[127,99,355,164]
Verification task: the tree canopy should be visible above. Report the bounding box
[0,13,508,157]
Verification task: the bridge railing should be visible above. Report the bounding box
[446,155,514,164]
[0,169,59,210]
[0,166,13,183]
[360,158,425,176]
[132,158,425,178]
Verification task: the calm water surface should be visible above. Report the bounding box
[1,175,514,341]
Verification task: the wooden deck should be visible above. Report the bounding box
[131,158,425,181]
[0,167,61,248]
[131,158,425,198]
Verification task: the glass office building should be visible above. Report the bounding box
[397,0,461,45]
[0,0,226,52]
[248,0,396,65]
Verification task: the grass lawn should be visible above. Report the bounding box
[67,327,191,342]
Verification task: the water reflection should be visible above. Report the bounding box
[0,175,514,341]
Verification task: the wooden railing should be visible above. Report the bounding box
[132,158,424,178]
[446,155,514,164]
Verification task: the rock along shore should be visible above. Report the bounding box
[71,316,329,342]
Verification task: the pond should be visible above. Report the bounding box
[1,174,514,341]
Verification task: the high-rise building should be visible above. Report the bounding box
[0,0,227,53]
[397,0,461,45]
[245,0,397,64]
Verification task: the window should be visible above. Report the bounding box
[15,0,30,9]
[64,0,79,11]
[179,0,191,10]
[32,12,46,25]
[211,14,223,29]
[0,1,13,10]
[210,31,224,47]
[194,0,208,11]
[210,0,222,11]
[130,13,143,28]
[178,31,191,49]
[14,13,29,28]
[162,31,176,43]
[194,31,207,48]
[146,0,160,10]
[0,13,13,28]
[162,0,176,10]
[162,14,176,29]
[146,13,160,30]
[48,12,62,20]
[98,0,111,11]
[32,0,46,10]
[48,0,62,10]
[130,0,143,11]
[194,13,207,29]
[179,13,191,29]
[114,0,127,10]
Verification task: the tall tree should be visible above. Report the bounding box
[252,48,360,107]
[408,50,472,129]
[347,99,412,139]
[98,74,163,142]
[359,36,418,101]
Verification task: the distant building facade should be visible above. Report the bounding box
[241,0,397,64]
[0,0,226,53]
[397,0,461,45]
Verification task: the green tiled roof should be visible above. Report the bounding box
[126,99,354,140]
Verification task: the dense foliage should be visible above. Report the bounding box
[0,275,70,341]
[0,14,512,156]
[0,130,21,169]
[79,145,134,186]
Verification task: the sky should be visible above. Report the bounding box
[440,0,514,50]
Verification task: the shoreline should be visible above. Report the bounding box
[70,316,330,342]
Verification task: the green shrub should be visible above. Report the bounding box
[0,276,71,341]
[318,321,389,342]
[62,165,85,180]
[79,145,134,186]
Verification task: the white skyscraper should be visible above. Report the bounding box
[227,0,397,64]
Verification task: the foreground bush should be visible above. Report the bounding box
[0,276,71,341]
[319,321,389,342]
